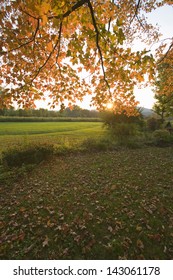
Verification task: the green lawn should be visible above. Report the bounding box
[0,122,104,153]
[1,147,173,259]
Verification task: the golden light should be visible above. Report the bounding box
[106,102,113,109]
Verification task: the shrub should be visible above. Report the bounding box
[146,117,162,131]
[153,129,170,139]
[102,110,144,128]
[152,129,171,146]
[110,123,138,143]
[101,110,143,145]
[2,144,54,168]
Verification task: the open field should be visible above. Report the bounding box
[0,122,104,153]
[1,147,173,259]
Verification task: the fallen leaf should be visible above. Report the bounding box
[137,239,144,250]
[136,225,142,232]
[108,226,113,233]
[42,236,49,247]
[147,234,162,242]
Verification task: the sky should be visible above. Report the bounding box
[35,4,173,110]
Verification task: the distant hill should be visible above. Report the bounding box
[139,107,154,117]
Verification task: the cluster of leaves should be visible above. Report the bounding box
[153,48,173,122]
[1,0,171,113]
[152,129,173,147]
[1,147,173,259]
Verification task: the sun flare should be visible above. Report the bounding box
[106,102,113,109]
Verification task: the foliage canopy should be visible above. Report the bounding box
[0,0,172,113]
[153,48,173,122]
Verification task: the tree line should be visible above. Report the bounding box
[0,105,100,118]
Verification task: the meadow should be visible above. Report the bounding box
[0,121,104,153]
[0,121,173,260]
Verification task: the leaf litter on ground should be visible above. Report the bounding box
[0,147,173,259]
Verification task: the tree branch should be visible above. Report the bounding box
[48,0,88,20]
[56,21,63,63]
[0,18,40,55]
[20,8,39,20]
[30,21,63,84]
[87,0,110,90]
[1,1,87,56]
[158,40,173,64]
[108,17,112,32]
[130,0,142,25]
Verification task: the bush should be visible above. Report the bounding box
[152,129,171,146]
[1,144,54,167]
[146,117,162,131]
[153,129,170,139]
[102,110,144,128]
[101,110,143,145]
[110,123,138,143]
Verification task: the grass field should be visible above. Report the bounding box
[0,122,104,153]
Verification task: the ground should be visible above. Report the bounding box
[1,146,173,259]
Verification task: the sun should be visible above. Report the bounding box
[106,102,113,109]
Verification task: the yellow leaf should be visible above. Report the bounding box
[47,42,53,52]
[41,2,51,14]
[42,15,48,26]
[136,225,142,232]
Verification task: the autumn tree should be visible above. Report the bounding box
[0,0,172,113]
[153,47,173,122]
[153,93,173,123]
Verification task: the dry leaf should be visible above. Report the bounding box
[42,236,49,247]
[137,239,144,250]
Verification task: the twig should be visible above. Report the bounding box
[129,0,142,26]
